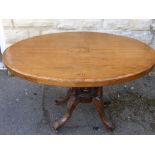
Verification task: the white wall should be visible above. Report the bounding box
[0,20,6,54]
[2,19,155,49]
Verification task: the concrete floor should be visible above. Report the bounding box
[0,70,155,135]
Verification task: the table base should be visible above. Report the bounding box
[53,87,114,131]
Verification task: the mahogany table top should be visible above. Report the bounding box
[3,32,155,87]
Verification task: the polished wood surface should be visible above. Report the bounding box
[3,32,155,87]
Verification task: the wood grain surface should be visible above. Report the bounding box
[3,32,155,87]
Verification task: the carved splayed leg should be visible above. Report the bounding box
[93,97,114,131]
[53,96,79,130]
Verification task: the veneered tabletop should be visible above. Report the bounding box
[3,32,155,87]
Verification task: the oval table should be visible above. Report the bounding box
[3,32,155,131]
